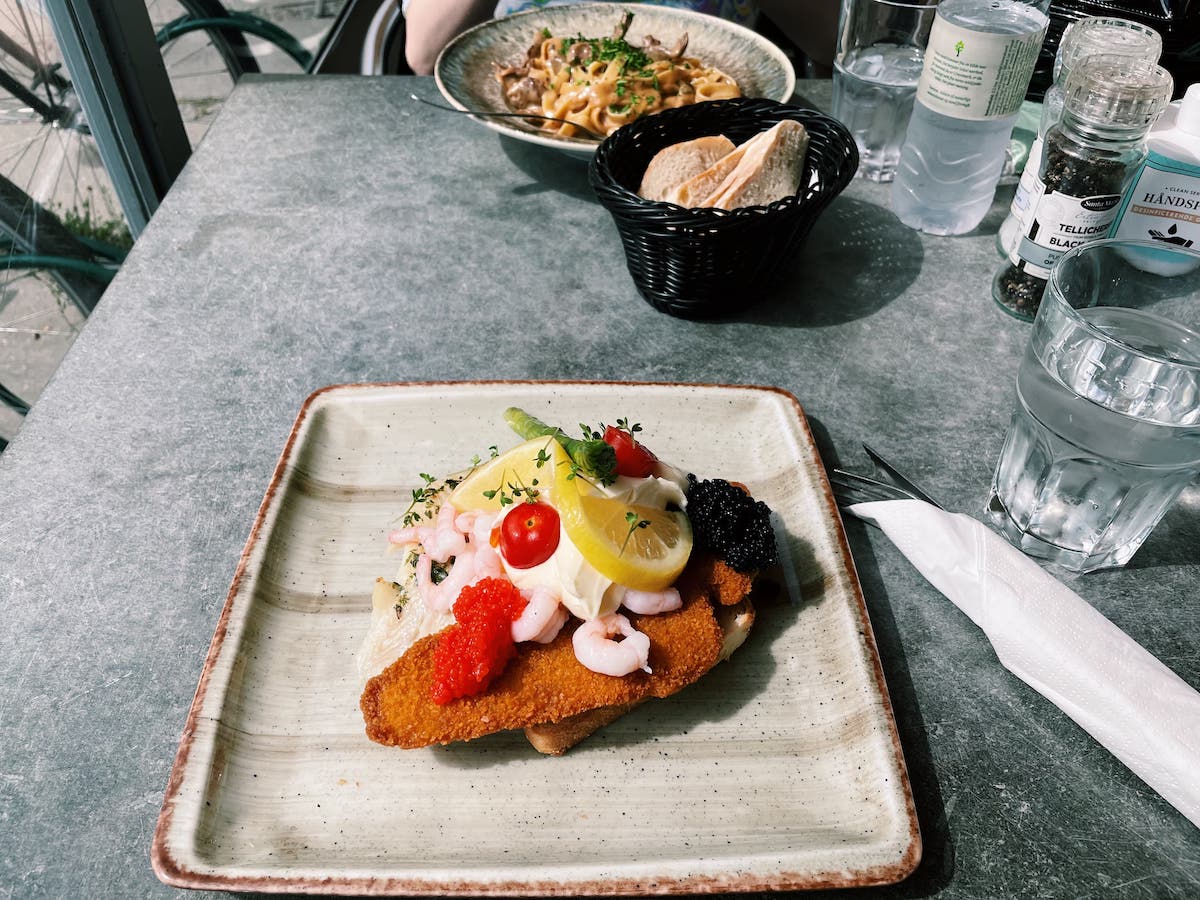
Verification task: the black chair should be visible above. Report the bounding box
[310,0,411,75]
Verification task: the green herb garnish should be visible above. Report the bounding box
[504,407,617,486]
[621,511,651,554]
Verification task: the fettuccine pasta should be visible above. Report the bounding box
[495,12,741,138]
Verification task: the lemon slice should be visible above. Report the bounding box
[555,464,692,591]
[448,437,569,512]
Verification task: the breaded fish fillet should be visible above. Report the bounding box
[675,553,757,607]
[360,573,727,749]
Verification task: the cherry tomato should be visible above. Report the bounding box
[500,501,561,568]
[603,425,658,478]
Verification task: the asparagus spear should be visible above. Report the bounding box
[503,407,617,485]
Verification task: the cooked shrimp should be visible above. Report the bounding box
[423,501,469,562]
[615,585,682,615]
[411,508,504,613]
[388,501,468,563]
[512,586,569,644]
[457,510,505,580]
[572,613,651,676]
[416,550,476,613]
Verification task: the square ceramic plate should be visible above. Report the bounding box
[152,382,920,894]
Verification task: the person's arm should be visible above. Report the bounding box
[405,0,496,75]
[755,0,840,70]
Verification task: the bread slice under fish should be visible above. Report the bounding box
[524,545,761,754]
[638,135,736,202]
[701,119,809,210]
[523,598,756,755]
[359,554,755,751]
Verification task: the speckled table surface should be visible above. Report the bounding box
[1,76,1197,899]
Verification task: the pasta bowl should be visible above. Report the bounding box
[434,3,796,159]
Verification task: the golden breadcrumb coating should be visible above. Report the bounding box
[674,553,757,606]
[360,558,736,749]
[524,596,756,755]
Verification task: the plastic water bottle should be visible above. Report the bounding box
[891,0,1049,235]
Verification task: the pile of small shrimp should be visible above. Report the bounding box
[388,499,684,677]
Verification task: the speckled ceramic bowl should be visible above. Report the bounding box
[434,3,796,159]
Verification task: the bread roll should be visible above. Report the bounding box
[665,142,749,207]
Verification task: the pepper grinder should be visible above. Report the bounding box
[992,54,1173,320]
[995,16,1163,259]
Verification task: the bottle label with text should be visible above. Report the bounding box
[916,16,1045,121]
[1011,180,1122,277]
[1110,150,1200,250]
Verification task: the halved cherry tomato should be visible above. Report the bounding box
[603,425,658,478]
[500,501,561,568]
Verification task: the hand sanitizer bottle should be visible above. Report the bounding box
[1109,82,1200,275]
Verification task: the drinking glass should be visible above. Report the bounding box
[987,239,1200,573]
[830,0,937,182]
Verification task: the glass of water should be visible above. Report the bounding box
[830,0,937,182]
[987,239,1200,573]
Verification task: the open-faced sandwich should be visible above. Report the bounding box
[357,408,777,754]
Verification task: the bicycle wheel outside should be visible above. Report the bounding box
[0,0,311,447]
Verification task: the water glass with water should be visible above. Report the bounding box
[987,239,1200,573]
[831,0,937,182]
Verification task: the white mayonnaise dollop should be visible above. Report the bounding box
[501,471,688,620]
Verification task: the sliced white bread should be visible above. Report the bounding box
[664,142,749,207]
[638,135,737,202]
[701,119,809,210]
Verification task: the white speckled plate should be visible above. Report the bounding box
[434,4,796,158]
[152,382,920,894]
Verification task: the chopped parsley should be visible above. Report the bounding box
[560,31,653,76]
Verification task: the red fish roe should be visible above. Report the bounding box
[431,577,528,705]
[452,576,526,624]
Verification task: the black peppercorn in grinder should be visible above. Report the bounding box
[992,54,1174,320]
[996,16,1163,260]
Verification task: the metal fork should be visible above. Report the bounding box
[409,94,605,140]
[829,443,945,514]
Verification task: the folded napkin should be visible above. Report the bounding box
[850,499,1200,829]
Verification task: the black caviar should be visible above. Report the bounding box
[685,475,778,572]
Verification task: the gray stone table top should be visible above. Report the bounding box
[1,75,1197,899]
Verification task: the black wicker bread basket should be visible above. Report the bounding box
[590,97,858,318]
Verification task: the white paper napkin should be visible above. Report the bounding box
[850,499,1200,829]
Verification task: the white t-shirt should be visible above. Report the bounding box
[494,0,757,25]
[402,0,759,29]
